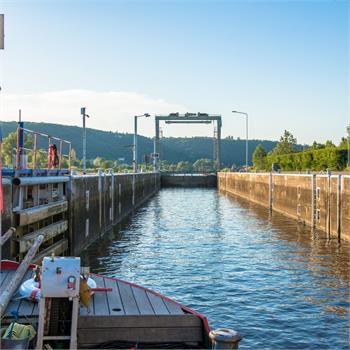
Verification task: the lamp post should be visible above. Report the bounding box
[133,113,150,173]
[81,107,90,175]
[232,110,249,171]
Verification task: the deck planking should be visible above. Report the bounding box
[147,291,169,314]
[163,298,185,315]
[80,276,185,317]
[132,286,155,315]
[92,275,110,316]
[117,281,140,315]
[104,278,125,315]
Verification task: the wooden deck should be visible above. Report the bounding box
[1,270,205,347]
[80,274,184,316]
[78,274,203,347]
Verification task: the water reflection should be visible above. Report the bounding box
[81,188,350,349]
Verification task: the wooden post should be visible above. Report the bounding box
[0,227,16,246]
[70,297,79,349]
[0,234,44,317]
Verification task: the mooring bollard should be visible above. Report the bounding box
[209,328,242,350]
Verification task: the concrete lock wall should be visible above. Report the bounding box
[341,176,350,241]
[272,174,313,226]
[219,173,270,208]
[69,172,160,255]
[218,172,349,242]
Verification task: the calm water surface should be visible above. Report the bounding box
[81,188,350,349]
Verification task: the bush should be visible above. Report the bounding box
[266,148,347,171]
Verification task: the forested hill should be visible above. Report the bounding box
[1,121,278,166]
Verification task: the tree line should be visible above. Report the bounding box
[2,124,347,173]
[252,130,348,172]
[1,131,216,173]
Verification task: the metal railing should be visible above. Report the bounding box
[16,126,72,171]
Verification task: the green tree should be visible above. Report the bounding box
[193,158,214,173]
[271,130,297,155]
[176,161,192,173]
[338,137,348,149]
[252,144,267,170]
[325,140,335,148]
[310,141,325,150]
[2,131,35,167]
[2,132,17,166]
[93,157,105,168]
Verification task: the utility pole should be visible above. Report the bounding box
[133,113,150,173]
[232,110,249,171]
[81,108,90,175]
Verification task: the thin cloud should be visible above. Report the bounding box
[0,89,189,136]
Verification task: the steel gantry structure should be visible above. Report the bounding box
[154,113,222,172]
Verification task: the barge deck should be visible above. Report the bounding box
[1,261,210,348]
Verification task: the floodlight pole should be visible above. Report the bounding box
[133,114,150,173]
[232,110,249,171]
[81,107,90,175]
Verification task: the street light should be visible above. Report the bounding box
[81,107,90,175]
[133,113,150,173]
[232,110,249,171]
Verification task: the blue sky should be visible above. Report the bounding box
[0,0,348,144]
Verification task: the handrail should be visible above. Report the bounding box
[15,126,72,172]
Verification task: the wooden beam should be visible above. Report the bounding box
[15,200,68,226]
[32,239,68,265]
[78,314,202,329]
[78,327,202,344]
[18,220,68,253]
[0,227,16,246]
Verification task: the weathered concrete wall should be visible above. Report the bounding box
[161,174,217,188]
[341,176,350,241]
[69,172,160,255]
[219,172,349,241]
[315,175,328,234]
[218,173,270,208]
[2,172,160,260]
[249,173,270,208]
[272,174,313,226]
